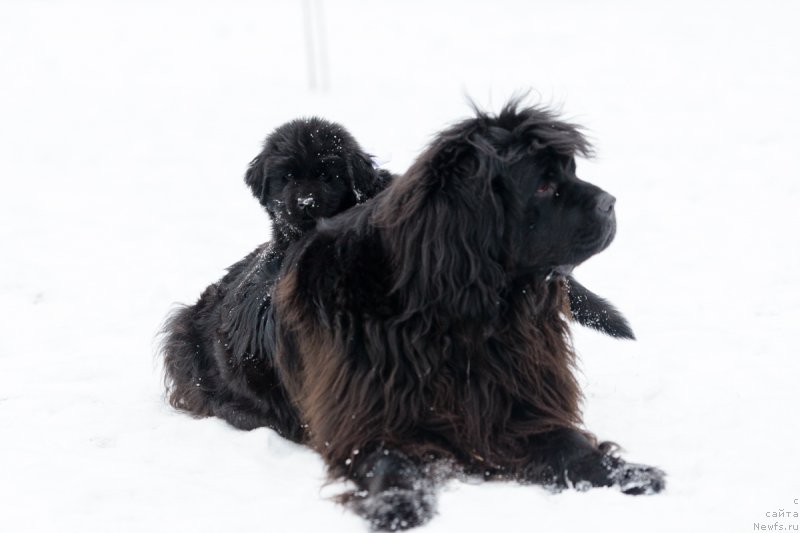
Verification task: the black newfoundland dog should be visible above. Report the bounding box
[161,117,390,433]
[272,101,664,528]
[160,102,663,530]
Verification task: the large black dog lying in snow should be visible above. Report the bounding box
[272,102,664,528]
[161,103,662,530]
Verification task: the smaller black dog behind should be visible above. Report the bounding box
[161,118,391,435]
[245,117,393,242]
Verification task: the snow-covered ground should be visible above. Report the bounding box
[2,1,799,531]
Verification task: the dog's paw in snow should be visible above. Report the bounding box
[352,488,435,531]
[565,452,666,495]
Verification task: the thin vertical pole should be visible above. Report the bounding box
[302,0,317,91]
[314,0,330,92]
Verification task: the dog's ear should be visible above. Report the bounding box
[377,134,506,318]
[347,152,390,201]
[244,151,270,210]
[566,276,635,340]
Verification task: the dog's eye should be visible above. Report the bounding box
[284,173,294,182]
[536,183,555,195]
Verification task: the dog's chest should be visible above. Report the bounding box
[415,311,575,444]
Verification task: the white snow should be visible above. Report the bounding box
[2,1,799,531]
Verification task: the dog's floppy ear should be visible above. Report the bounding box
[376,132,506,318]
[566,275,635,340]
[244,151,270,210]
[347,152,391,201]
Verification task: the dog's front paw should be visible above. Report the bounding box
[352,488,435,531]
[610,461,666,495]
[566,453,666,495]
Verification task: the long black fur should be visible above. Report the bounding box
[160,118,391,433]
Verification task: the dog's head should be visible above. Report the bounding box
[245,118,387,235]
[378,100,615,312]
[491,108,615,272]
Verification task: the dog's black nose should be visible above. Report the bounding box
[595,192,616,214]
[297,196,316,213]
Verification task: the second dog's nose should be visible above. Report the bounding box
[595,192,616,214]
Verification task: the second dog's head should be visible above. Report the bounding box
[245,117,389,237]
